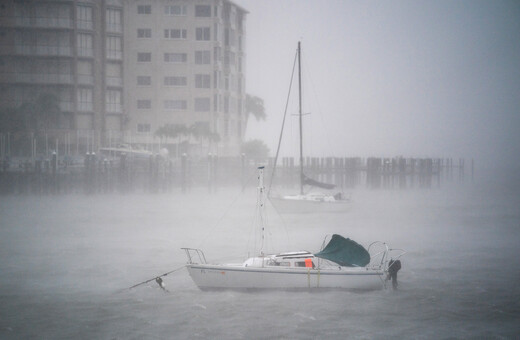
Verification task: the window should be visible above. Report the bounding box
[195,50,211,65]
[137,52,151,62]
[165,5,186,16]
[137,28,151,38]
[137,99,151,109]
[164,29,187,39]
[106,90,121,113]
[195,5,211,17]
[77,88,92,111]
[106,36,122,59]
[195,74,210,89]
[164,100,187,110]
[137,5,151,14]
[33,3,71,28]
[77,60,93,84]
[106,63,122,87]
[214,23,221,42]
[164,76,187,86]
[164,53,187,63]
[224,51,235,65]
[228,29,236,47]
[77,5,92,30]
[224,95,229,112]
[194,98,210,112]
[137,123,151,133]
[196,27,210,41]
[137,76,151,86]
[106,8,122,33]
[77,33,92,57]
[214,47,222,62]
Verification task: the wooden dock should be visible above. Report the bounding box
[0,155,471,195]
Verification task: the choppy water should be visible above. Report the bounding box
[1,179,519,339]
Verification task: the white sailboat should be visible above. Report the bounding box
[268,41,351,213]
[182,166,405,290]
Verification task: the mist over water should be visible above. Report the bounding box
[1,174,519,339]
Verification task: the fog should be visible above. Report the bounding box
[1,1,520,338]
[237,0,520,172]
[1,183,519,338]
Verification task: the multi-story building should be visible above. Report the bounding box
[124,0,247,157]
[0,0,246,158]
[0,0,124,155]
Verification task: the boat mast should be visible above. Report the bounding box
[298,41,304,195]
[257,166,266,255]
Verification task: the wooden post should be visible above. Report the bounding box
[181,153,187,193]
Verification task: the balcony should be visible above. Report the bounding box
[106,23,122,34]
[77,21,93,31]
[106,0,124,6]
[77,75,94,85]
[13,45,73,57]
[10,73,74,85]
[106,77,123,87]
[106,51,122,60]
[15,16,73,29]
[59,102,74,112]
[35,46,73,57]
[106,104,122,114]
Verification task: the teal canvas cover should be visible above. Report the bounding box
[314,234,370,267]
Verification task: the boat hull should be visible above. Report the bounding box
[186,264,385,290]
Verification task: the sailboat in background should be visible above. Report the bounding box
[269,41,351,213]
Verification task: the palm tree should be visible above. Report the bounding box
[154,123,188,157]
[245,94,266,126]
[189,121,212,156]
[241,139,270,160]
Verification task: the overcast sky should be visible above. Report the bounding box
[235,0,520,170]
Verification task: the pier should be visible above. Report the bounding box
[0,154,471,195]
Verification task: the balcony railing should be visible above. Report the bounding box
[77,75,94,85]
[15,16,73,29]
[105,77,123,87]
[106,23,122,33]
[14,45,72,57]
[59,102,74,112]
[77,21,93,30]
[106,51,122,60]
[35,46,73,56]
[12,73,74,84]
[106,0,124,6]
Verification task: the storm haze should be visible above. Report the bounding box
[1,1,520,339]
[237,0,520,172]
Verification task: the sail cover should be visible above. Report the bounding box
[302,174,335,190]
[314,234,370,267]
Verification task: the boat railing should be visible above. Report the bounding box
[367,241,390,269]
[367,241,406,270]
[181,248,207,264]
[385,248,406,268]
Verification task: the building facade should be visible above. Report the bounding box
[0,0,124,155]
[0,0,246,158]
[123,0,247,157]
